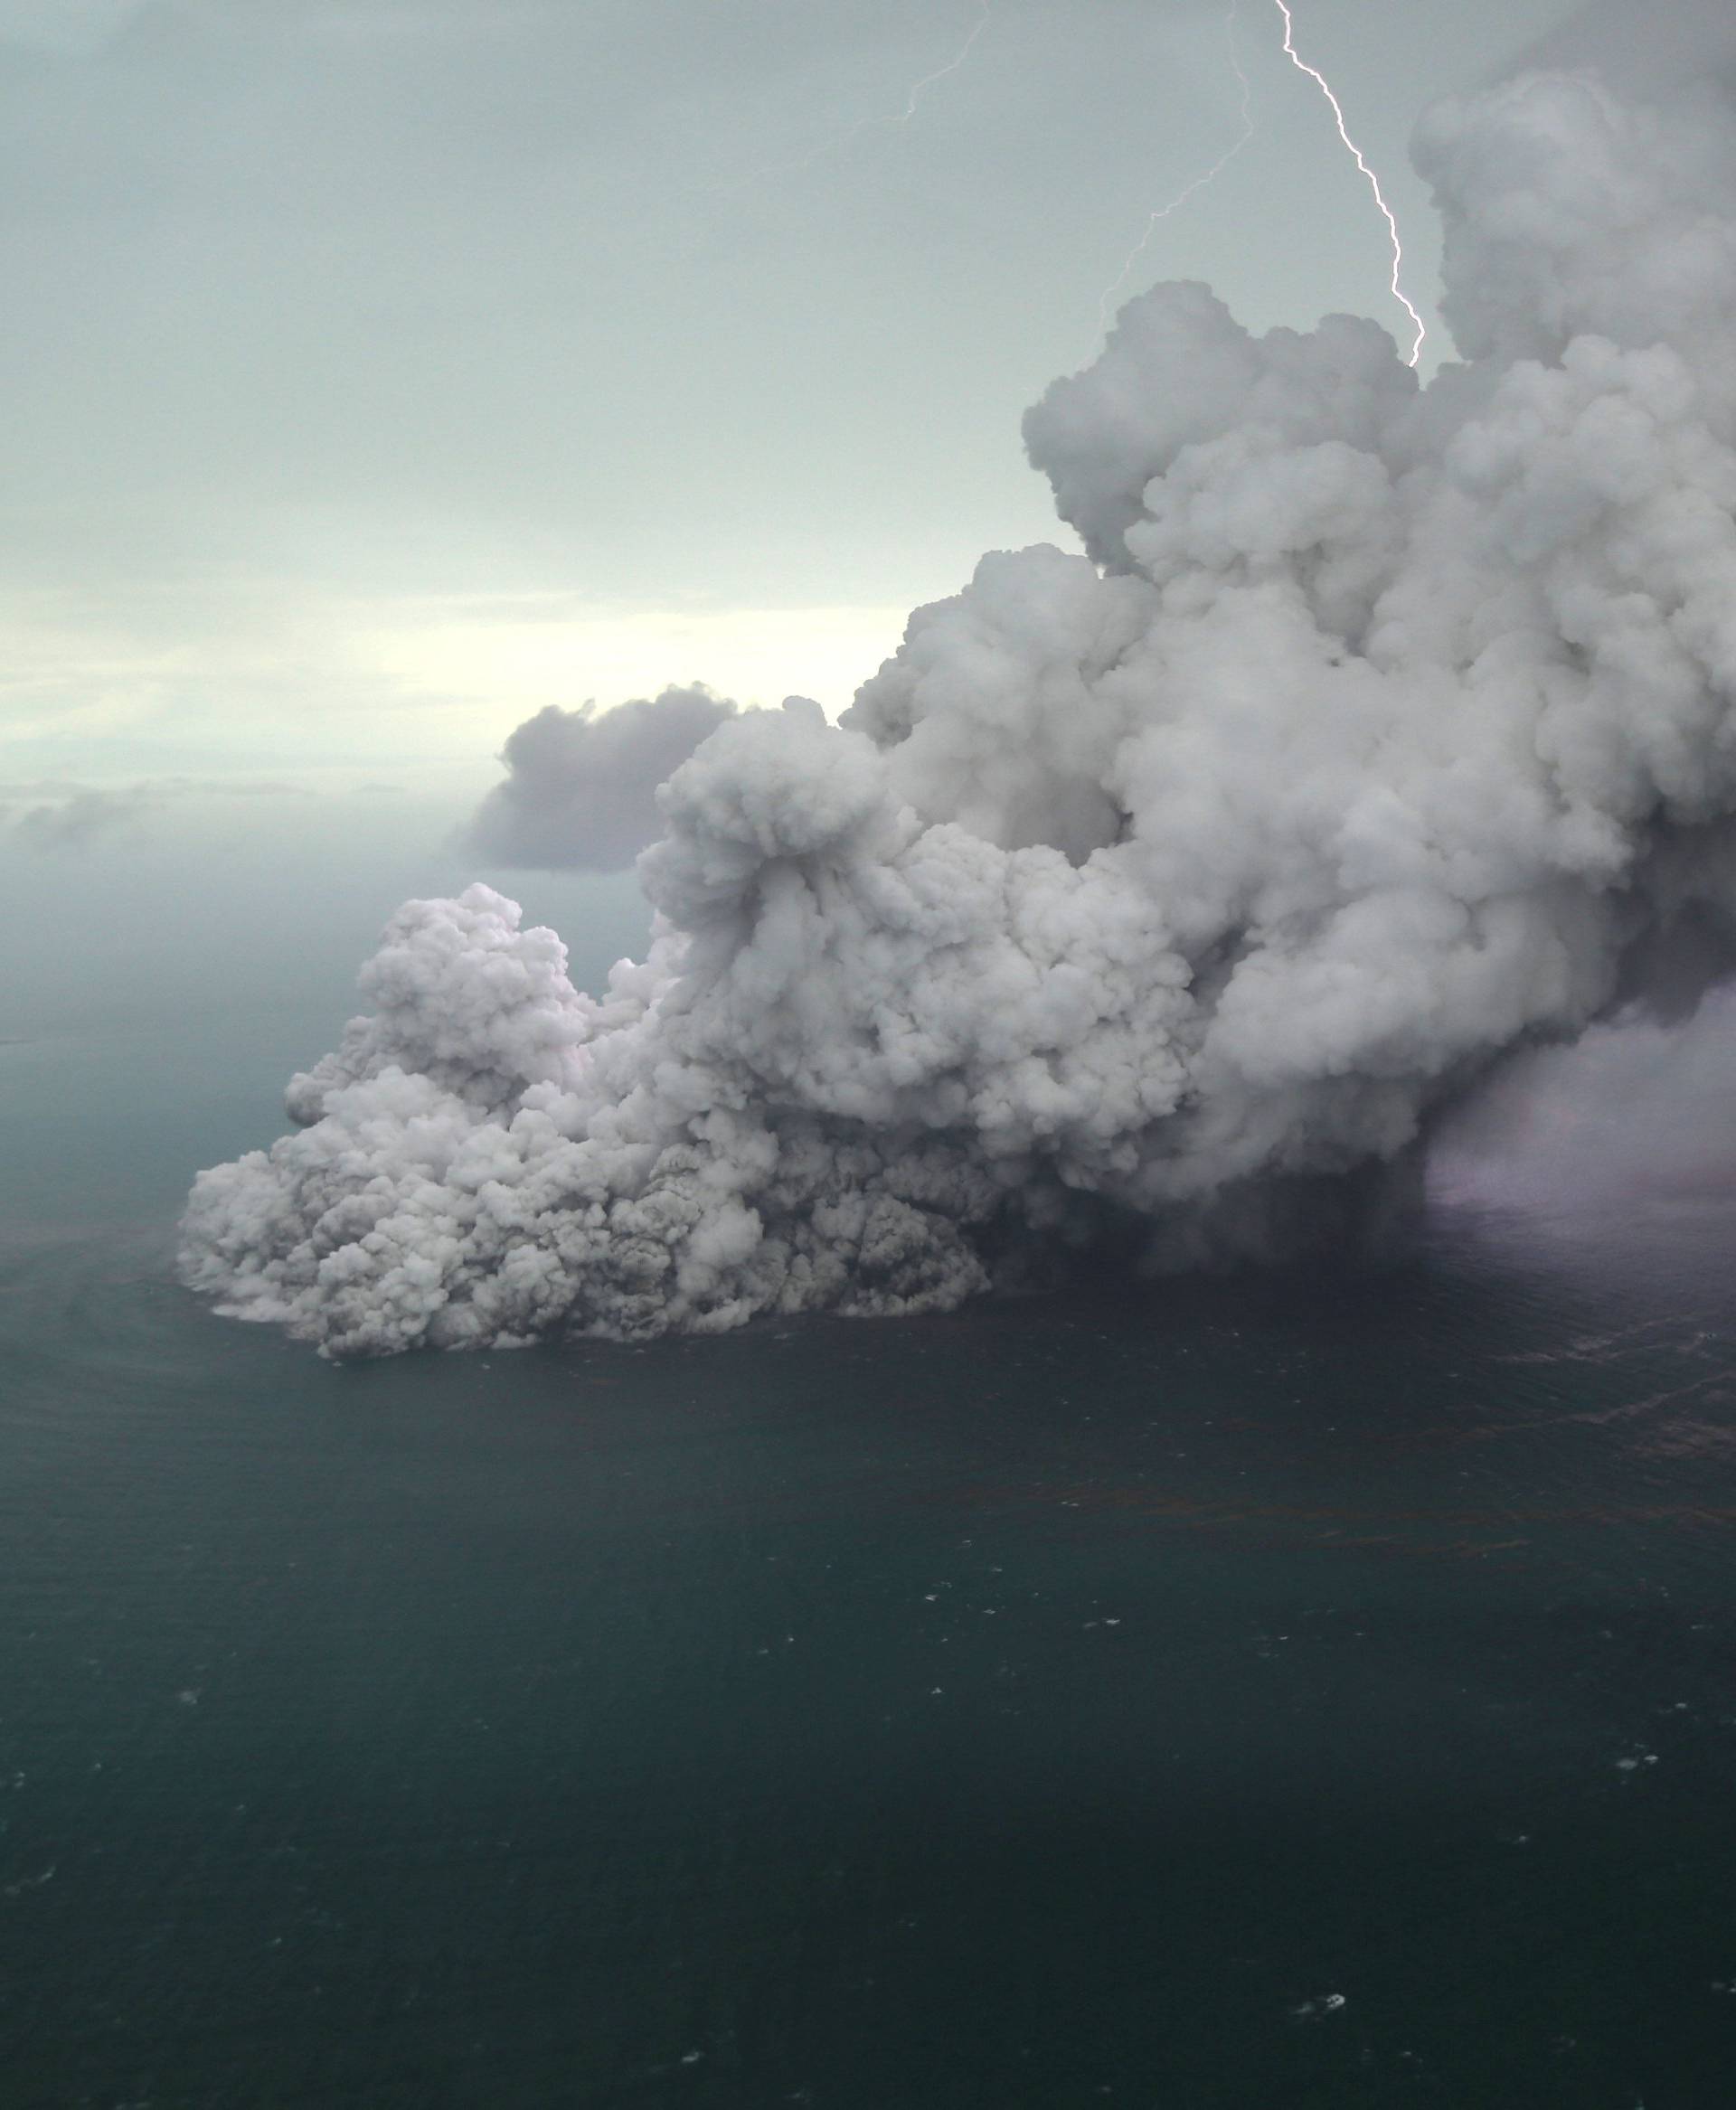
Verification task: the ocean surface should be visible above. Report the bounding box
[6,1003,1736,2108]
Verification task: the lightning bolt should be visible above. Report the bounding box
[898,0,992,122]
[1099,1,1255,330]
[1272,0,1425,366]
[708,2,994,199]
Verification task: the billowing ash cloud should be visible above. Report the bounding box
[185,70,1736,1355]
[465,685,742,871]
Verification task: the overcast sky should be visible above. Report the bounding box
[5,0,1590,794]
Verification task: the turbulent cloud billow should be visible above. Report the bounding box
[465,685,743,871]
[185,70,1736,1354]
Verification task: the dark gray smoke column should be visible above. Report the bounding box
[184,68,1736,1355]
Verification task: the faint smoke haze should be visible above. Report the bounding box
[1433,986,1736,1223]
[1500,0,1736,96]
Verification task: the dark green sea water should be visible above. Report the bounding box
[6,1017,1736,2108]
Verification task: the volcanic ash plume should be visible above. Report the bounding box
[463,684,743,872]
[184,71,1736,1354]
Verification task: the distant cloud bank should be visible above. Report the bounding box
[3,777,315,851]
